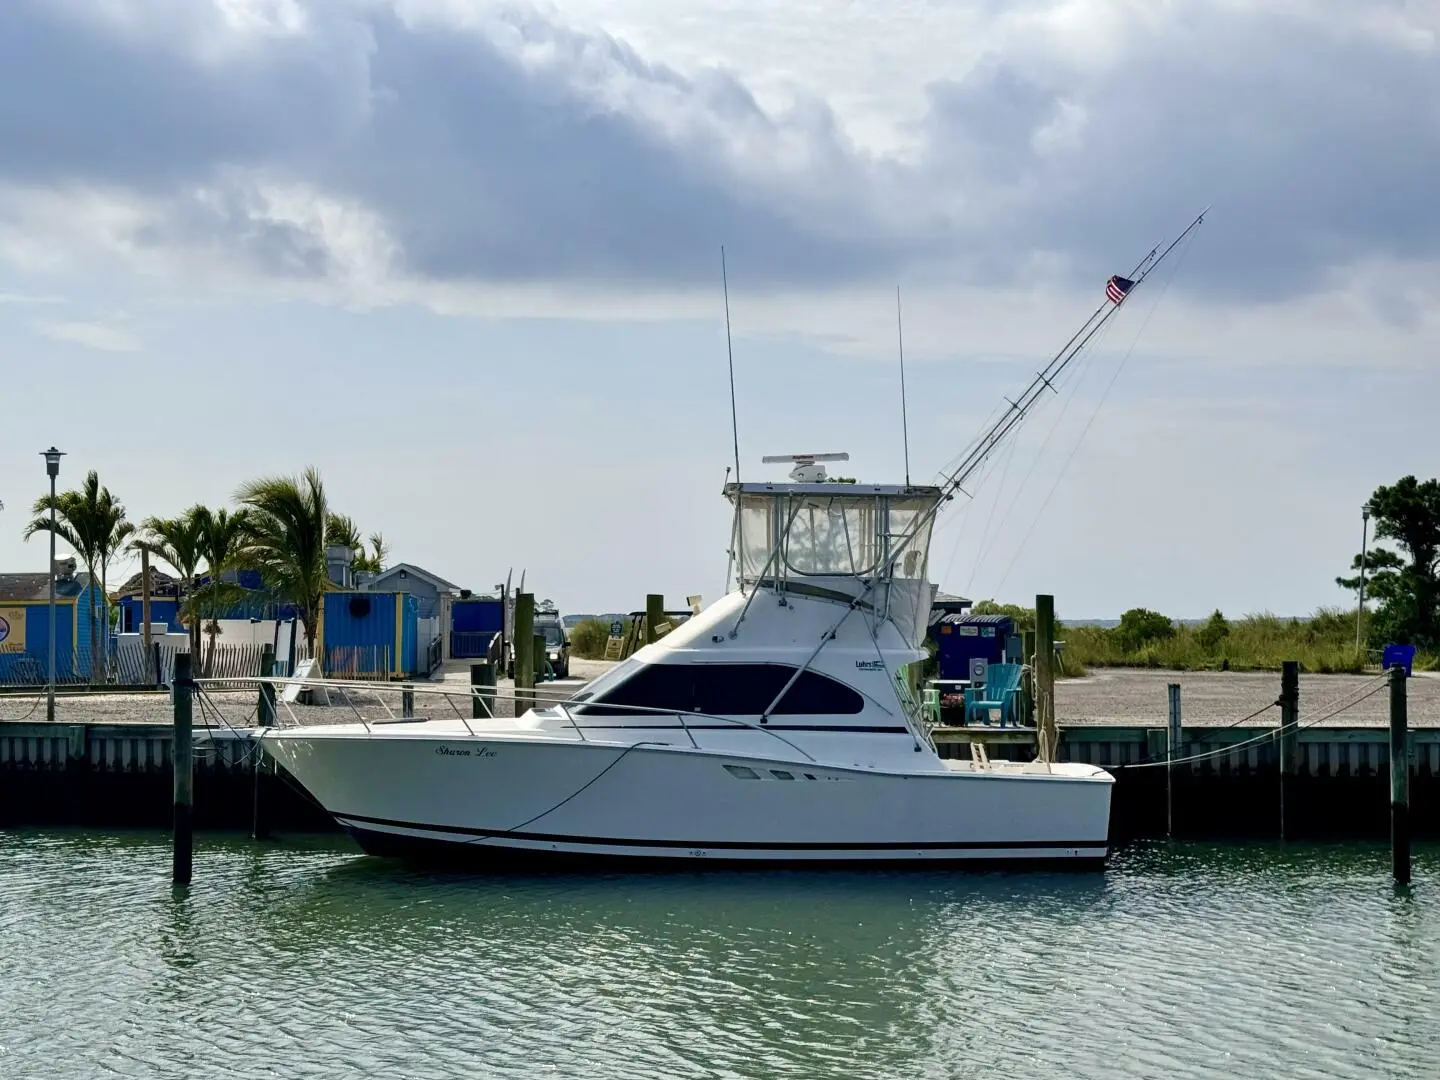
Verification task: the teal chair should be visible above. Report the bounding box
[964,663,1023,727]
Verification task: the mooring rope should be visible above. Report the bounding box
[1111,671,1393,770]
[0,690,46,722]
[190,681,265,767]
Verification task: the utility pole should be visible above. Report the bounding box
[1356,503,1371,656]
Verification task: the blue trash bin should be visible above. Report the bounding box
[1382,643,1416,676]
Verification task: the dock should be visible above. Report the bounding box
[2,667,1437,841]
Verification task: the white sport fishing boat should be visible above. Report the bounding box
[261,453,1114,867]
[257,215,1207,868]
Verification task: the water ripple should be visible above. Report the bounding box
[0,832,1437,1078]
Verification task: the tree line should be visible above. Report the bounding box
[21,467,387,677]
[967,474,1440,673]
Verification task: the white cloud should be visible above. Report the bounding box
[38,320,142,352]
[0,0,1435,315]
[0,289,63,304]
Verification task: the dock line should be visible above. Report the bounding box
[1111,672,1393,771]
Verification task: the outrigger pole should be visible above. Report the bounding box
[748,210,1209,724]
[934,207,1208,504]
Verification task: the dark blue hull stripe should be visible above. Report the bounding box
[334,813,1107,852]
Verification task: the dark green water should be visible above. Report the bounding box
[2,833,1438,1079]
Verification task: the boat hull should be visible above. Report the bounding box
[342,820,1108,871]
[262,727,1113,870]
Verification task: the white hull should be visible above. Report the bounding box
[261,721,1114,868]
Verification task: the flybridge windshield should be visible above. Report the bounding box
[731,490,938,583]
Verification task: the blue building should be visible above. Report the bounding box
[450,597,504,659]
[320,591,423,679]
[114,567,184,633]
[0,561,108,683]
[115,567,299,634]
[365,563,460,620]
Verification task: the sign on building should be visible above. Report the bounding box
[0,607,25,653]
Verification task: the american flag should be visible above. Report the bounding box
[1106,275,1134,305]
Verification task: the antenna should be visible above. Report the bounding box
[721,247,741,486]
[896,285,911,487]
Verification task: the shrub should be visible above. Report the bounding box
[569,619,613,659]
[1116,608,1175,651]
[1196,609,1230,651]
[1060,605,1377,673]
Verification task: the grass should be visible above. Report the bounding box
[572,603,1440,676]
[1060,607,1439,674]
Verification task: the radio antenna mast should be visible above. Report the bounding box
[896,285,911,487]
[721,247,741,486]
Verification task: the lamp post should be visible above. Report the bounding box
[1356,503,1371,656]
[42,447,64,722]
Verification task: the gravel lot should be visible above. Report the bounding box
[4,661,1432,729]
[0,656,616,728]
[1057,667,1438,727]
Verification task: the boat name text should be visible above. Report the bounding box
[435,745,497,759]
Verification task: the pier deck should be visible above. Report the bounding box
[2,666,1436,840]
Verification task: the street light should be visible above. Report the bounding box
[41,447,65,722]
[1356,502,1372,656]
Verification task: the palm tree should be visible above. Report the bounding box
[26,471,126,681]
[355,532,388,574]
[96,488,134,663]
[238,468,330,658]
[327,512,388,575]
[182,507,252,675]
[325,512,362,554]
[134,507,208,658]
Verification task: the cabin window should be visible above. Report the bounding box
[885,497,934,580]
[734,496,782,582]
[782,496,880,577]
[575,662,865,717]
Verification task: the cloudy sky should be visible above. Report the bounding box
[0,0,1435,618]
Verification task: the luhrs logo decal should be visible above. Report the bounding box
[854,660,885,671]
[435,745,497,759]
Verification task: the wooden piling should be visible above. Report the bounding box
[250,754,267,842]
[1034,595,1057,761]
[402,685,415,719]
[172,652,193,885]
[1167,682,1182,839]
[645,594,665,645]
[471,662,496,719]
[1390,664,1410,886]
[1279,660,1299,840]
[258,644,276,728]
[534,633,547,681]
[152,642,163,690]
[252,643,276,841]
[513,592,535,708]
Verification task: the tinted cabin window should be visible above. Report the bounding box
[577,663,864,716]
